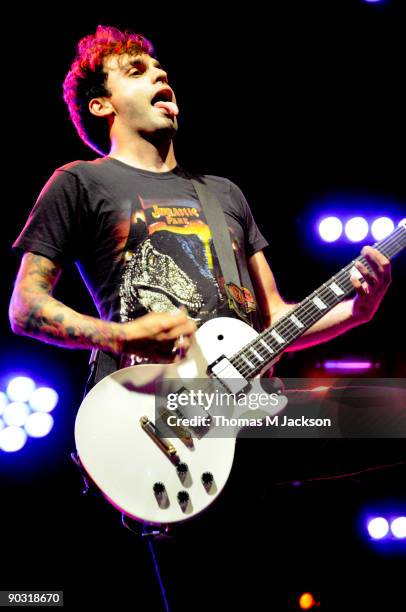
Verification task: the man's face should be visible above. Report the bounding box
[102,52,179,141]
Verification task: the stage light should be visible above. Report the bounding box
[6,376,35,402]
[3,402,31,428]
[299,592,316,609]
[399,219,406,227]
[371,217,394,240]
[29,387,59,413]
[0,426,28,452]
[24,412,54,438]
[323,360,373,371]
[0,391,8,415]
[367,517,389,539]
[318,217,342,242]
[1,373,59,453]
[345,217,369,242]
[390,517,406,539]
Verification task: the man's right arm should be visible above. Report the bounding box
[9,253,195,360]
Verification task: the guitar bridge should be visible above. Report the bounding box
[140,416,180,464]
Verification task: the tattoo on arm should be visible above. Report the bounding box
[10,253,125,354]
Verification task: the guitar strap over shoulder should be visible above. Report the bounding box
[190,178,241,288]
[190,177,256,324]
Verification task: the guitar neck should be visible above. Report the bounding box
[229,222,406,377]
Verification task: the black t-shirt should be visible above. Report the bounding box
[13,157,268,331]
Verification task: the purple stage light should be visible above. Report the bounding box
[0,426,28,452]
[391,517,406,539]
[367,517,389,540]
[323,360,374,371]
[345,217,369,242]
[371,217,394,240]
[318,217,343,242]
[29,387,59,413]
[6,376,35,403]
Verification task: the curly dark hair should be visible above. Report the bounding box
[63,25,155,155]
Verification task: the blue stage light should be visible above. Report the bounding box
[371,217,394,240]
[344,217,369,242]
[3,402,31,428]
[24,412,54,438]
[318,217,343,242]
[367,517,389,539]
[0,426,28,452]
[391,517,406,539]
[0,391,8,415]
[6,376,35,403]
[1,373,59,452]
[29,387,59,413]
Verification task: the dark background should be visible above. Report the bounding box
[1,1,405,609]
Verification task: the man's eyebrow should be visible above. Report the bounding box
[124,57,164,71]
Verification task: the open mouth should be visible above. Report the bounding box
[151,88,179,117]
[151,88,173,106]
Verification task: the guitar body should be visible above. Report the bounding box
[74,317,284,525]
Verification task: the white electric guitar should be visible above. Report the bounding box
[75,222,405,526]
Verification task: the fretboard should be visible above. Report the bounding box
[229,222,406,378]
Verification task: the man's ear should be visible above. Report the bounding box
[88,97,115,118]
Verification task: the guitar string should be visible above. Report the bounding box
[232,232,404,377]
[228,228,405,379]
[232,233,403,374]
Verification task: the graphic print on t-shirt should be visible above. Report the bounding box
[119,195,224,324]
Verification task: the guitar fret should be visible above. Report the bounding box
[229,223,405,378]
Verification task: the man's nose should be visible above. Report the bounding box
[153,67,168,84]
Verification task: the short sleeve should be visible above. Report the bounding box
[229,181,269,257]
[12,169,88,265]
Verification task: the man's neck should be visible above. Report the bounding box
[108,137,177,173]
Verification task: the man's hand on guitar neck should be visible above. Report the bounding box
[350,246,392,323]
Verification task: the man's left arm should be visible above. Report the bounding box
[248,247,392,351]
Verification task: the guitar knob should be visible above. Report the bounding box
[201,472,213,486]
[153,482,166,496]
[176,462,188,475]
[177,491,189,508]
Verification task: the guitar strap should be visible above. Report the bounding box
[86,174,255,394]
[190,177,256,324]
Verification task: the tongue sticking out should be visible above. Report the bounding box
[153,100,179,116]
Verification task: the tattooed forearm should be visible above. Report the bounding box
[9,253,126,354]
[11,292,125,354]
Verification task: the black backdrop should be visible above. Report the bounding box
[1,1,405,609]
